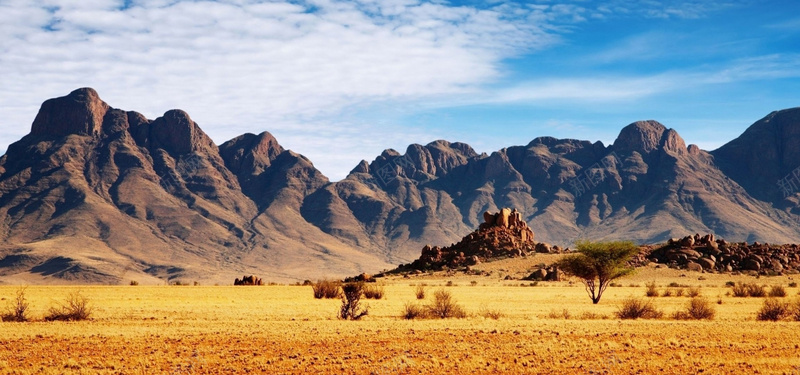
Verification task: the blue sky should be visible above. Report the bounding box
[0,0,798,180]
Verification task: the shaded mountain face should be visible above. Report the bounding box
[1,88,799,284]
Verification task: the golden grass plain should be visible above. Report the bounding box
[1,268,800,374]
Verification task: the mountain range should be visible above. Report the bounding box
[1,88,799,284]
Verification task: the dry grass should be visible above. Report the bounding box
[673,297,716,320]
[2,275,800,373]
[615,297,663,319]
[312,279,341,299]
[362,284,384,300]
[1,287,30,322]
[756,298,789,321]
[44,291,92,321]
[414,284,426,299]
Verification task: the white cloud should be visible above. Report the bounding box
[0,0,563,178]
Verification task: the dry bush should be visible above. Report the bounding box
[546,309,571,320]
[756,298,789,321]
[661,289,673,297]
[731,282,749,297]
[791,299,800,321]
[362,284,384,300]
[45,291,92,321]
[747,284,766,297]
[415,284,426,300]
[615,297,663,320]
[673,297,715,320]
[426,290,466,319]
[768,285,787,298]
[312,279,341,299]
[402,302,427,320]
[789,282,798,288]
[2,287,30,322]
[339,283,368,320]
[479,307,504,320]
[687,287,701,298]
[578,311,608,320]
[675,288,685,297]
[645,282,659,297]
[129,280,139,286]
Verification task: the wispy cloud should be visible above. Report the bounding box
[0,0,566,179]
[0,0,790,181]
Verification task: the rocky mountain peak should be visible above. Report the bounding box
[149,109,209,155]
[30,87,109,138]
[613,120,688,156]
[219,131,284,176]
[613,120,667,155]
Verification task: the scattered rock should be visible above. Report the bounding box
[234,275,263,285]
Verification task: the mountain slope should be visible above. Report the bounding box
[0,88,390,284]
[1,88,799,284]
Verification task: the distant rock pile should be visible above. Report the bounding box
[400,208,558,271]
[648,234,800,274]
[234,275,263,285]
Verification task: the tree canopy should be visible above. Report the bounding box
[556,240,639,304]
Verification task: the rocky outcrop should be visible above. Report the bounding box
[30,88,109,138]
[647,233,800,275]
[399,208,543,270]
[234,275,263,285]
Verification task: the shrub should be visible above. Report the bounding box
[415,284,426,300]
[362,284,384,300]
[312,279,341,299]
[2,287,30,322]
[661,289,673,297]
[725,281,736,287]
[129,280,139,286]
[470,280,478,286]
[402,302,427,320]
[615,297,663,320]
[645,282,659,297]
[44,291,92,321]
[687,287,701,298]
[756,298,789,321]
[768,285,787,298]
[339,283,368,320]
[578,311,608,320]
[673,297,715,320]
[747,284,766,297]
[479,308,504,320]
[791,300,800,321]
[732,282,749,297]
[675,288,685,297]
[426,290,466,319]
[546,309,571,320]
[446,281,454,287]
[668,282,682,288]
[789,282,798,288]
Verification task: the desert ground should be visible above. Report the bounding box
[1,259,800,374]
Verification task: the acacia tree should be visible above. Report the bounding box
[556,240,639,304]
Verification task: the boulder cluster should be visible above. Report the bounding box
[648,234,800,274]
[524,265,565,282]
[234,275,263,285]
[403,208,557,271]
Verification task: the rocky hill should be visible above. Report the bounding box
[1,88,800,284]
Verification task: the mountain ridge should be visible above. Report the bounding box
[1,88,800,284]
